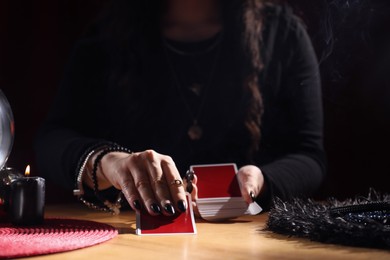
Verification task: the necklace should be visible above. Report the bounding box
[164,34,222,141]
[163,32,223,56]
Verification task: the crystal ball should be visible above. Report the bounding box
[0,89,14,169]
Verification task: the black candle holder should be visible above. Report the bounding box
[0,167,23,222]
[0,167,45,225]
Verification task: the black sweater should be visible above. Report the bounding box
[35,5,325,209]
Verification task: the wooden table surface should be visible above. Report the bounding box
[27,203,390,260]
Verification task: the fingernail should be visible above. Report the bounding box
[164,203,175,215]
[133,200,142,210]
[186,182,193,193]
[250,191,256,202]
[150,203,161,214]
[185,170,194,181]
[177,200,187,212]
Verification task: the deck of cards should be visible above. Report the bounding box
[191,163,262,221]
[135,163,262,235]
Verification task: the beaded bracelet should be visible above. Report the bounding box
[91,145,133,214]
[73,142,131,214]
[74,141,114,197]
[73,149,96,197]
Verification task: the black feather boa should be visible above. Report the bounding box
[266,190,390,249]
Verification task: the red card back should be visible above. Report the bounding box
[191,163,241,199]
[136,194,196,235]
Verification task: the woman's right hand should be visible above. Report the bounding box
[84,149,188,216]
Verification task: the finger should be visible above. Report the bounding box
[193,174,198,185]
[240,185,255,204]
[142,150,177,216]
[189,174,198,201]
[116,170,142,212]
[250,191,256,202]
[190,182,198,202]
[237,171,257,204]
[128,153,162,216]
[184,179,194,194]
[183,174,198,208]
[192,201,201,218]
[184,170,196,194]
[241,187,255,204]
[182,174,198,205]
[187,175,199,217]
[160,157,187,213]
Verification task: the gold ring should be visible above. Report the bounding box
[170,179,183,186]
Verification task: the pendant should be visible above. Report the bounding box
[188,121,203,140]
[189,83,202,96]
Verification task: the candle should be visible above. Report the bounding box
[8,165,45,225]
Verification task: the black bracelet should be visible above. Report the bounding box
[91,145,133,203]
[74,141,115,192]
[74,141,126,214]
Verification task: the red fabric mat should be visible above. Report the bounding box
[0,218,118,259]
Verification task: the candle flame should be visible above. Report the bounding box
[25,165,30,176]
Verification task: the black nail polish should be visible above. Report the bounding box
[164,203,175,215]
[177,200,187,212]
[185,170,194,181]
[186,182,193,193]
[133,200,142,210]
[250,192,256,202]
[150,203,161,214]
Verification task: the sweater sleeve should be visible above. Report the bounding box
[34,38,112,190]
[257,6,326,208]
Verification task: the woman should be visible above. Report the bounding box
[35,0,325,216]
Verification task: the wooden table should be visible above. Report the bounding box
[30,203,390,259]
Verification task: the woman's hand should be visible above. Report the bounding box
[84,149,187,216]
[236,165,265,204]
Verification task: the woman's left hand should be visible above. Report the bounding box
[184,165,265,217]
[236,165,265,204]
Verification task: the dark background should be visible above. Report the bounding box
[1,0,389,203]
